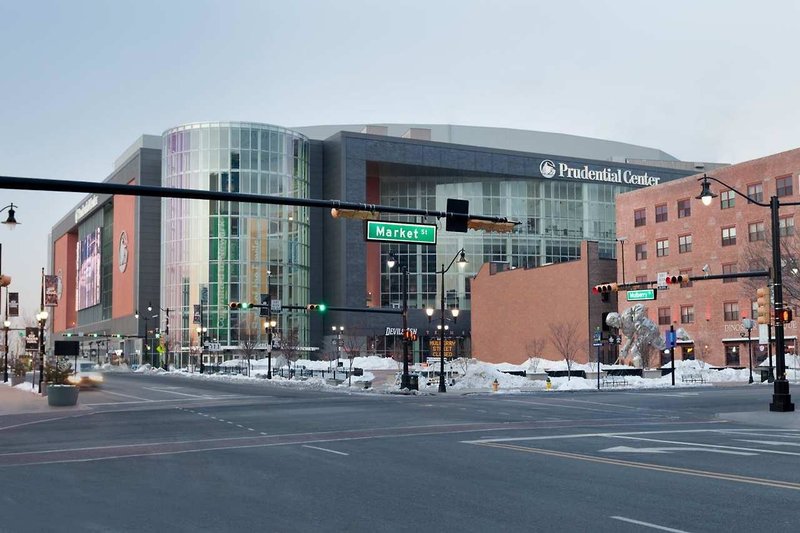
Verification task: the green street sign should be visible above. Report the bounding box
[365,221,437,245]
[627,289,657,301]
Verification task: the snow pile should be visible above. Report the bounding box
[449,363,531,391]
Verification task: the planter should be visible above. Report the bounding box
[11,375,25,386]
[46,385,79,406]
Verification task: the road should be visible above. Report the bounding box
[1,373,798,532]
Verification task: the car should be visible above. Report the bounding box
[67,360,104,388]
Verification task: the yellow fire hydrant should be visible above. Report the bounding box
[492,379,499,392]
[545,377,552,390]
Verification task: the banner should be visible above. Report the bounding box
[193,304,201,325]
[44,275,60,306]
[25,327,39,351]
[8,292,19,317]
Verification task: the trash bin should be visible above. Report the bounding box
[408,374,419,391]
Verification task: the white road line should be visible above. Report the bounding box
[547,398,643,410]
[97,390,152,402]
[461,427,725,444]
[143,387,212,398]
[610,435,800,457]
[302,445,349,456]
[610,516,692,533]
[736,439,800,447]
[500,399,625,413]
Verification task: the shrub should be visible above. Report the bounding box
[44,359,73,385]
[11,358,28,378]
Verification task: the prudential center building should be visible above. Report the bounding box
[50,122,701,364]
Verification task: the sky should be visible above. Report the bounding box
[1,0,800,317]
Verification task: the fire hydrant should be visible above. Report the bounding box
[492,379,499,392]
[545,377,552,390]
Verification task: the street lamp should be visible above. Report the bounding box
[387,251,412,390]
[698,174,794,411]
[195,326,208,373]
[742,318,756,384]
[0,203,19,230]
[36,309,48,393]
[430,249,467,393]
[135,307,158,367]
[332,326,344,379]
[3,318,9,383]
[265,317,277,379]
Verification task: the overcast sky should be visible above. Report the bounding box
[1,0,799,315]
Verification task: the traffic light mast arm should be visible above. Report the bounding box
[284,304,403,315]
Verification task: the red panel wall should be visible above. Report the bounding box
[52,233,77,333]
[112,184,137,318]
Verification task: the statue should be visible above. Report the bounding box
[605,304,666,368]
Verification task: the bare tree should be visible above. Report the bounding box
[741,224,800,307]
[278,328,303,378]
[525,337,547,373]
[548,321,586,379]
[342,326,368,386]
[237,325,261,376]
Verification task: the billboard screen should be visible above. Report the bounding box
[76,228,101,310]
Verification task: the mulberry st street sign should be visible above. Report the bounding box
[365,221,437,245]
[627,289,657,301]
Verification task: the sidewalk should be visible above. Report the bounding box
[0,381,79,415]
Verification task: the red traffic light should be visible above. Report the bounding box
[666,275,685,285]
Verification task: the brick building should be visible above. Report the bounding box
[471,241,616,365]
[615,148,800,368]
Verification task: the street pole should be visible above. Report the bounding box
[401,265,410,390]
[439,264,446,393]
[768,322,774,382]
[748,327,754,384]
[769,196,794,411]
[596,341,600,391]
[670,323,675,387]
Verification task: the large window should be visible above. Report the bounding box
[679,234,692,253]
[635,243,647,261]
[720,189,735,209]
[76,228,102,310]
[725,345,740,366]
[722,263,737,284]
[779,216,795,237]
[776,175,793,197]
[634,208,646,227]
[658,307,671,325]
[655,203,668,223]
[749,221,765,242]
[747,183,763,203]
[677,199,691,218]
[722,226,736,246]
[656,238,669,257]
[680,305,694,324]
[723,301,739,321]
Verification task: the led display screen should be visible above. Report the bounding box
[76,228,101,310]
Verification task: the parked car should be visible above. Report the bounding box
[67,360,104,388]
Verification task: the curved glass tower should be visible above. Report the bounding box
[161,122,310,362]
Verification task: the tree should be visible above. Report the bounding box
[741,223,800,307]
[278,328,303,378]
[342,325,368,386]
[525,337,547,373]
[548,321,586,379]
[237,324,261,376]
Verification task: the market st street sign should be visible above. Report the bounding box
[365,221,437,245]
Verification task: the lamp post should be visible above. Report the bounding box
[135,305,158,367]
[195,326,207,373]
[698,174,794,411]
[427,249,467,393]
[265,317,277,379]
[3,319,9,382]
[332,326,344,379]
[742,318,755,384]
[36,309,48,393]
[387,252,412,390]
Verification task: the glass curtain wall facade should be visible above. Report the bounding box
[379,172,624,310]
[161,122,310,360]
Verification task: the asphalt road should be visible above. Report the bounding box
[1,374,799,532]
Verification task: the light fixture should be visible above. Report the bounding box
[696,175,717,206]
[425,306,434,318]
[387,251,397,269]
[457,250,468,269]
[1,203,19,230]
[451,307,460,319]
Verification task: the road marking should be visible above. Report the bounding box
[302,445,349,456]
[610,516,692,533]
[545,398,644,410]
[610,435,800,457]
[461,427,726,445]
[471,442,800,491]
[621,392,699,398]
[97,390,152,402]
[736,439,800,448]
[501,399,611,413]
[600,445,756,456]
[143,387,213,398]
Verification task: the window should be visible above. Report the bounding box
[680,305,694,324]
[677,199,691,218]
[751,300,758,319]
[779,216,795,237]
[634,208,646,227]
[723,301,739,321]
[725,345,740,366]
[747,183,763,203]
[635,275,647,283]
[749,221,765,242]
[722,263,737,284]
[658,307,671,325]
[656,238,669,257]
[721,226,736,246]
[776,175,793,197]
[635,243,647,261]
[678,234,692,253]
[655,204,668,223]
[679,268,693,288]
[721,189,735,209]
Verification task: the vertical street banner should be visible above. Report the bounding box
[193,304,201,325]
[44,275,60,306]
[8,292,19,317]
[25,327,39,351]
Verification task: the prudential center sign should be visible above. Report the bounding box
[539,159,661,187]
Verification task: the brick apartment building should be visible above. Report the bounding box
[471,241,617,365]
[615,148,800,368]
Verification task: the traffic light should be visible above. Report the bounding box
[778,308,793,324]
[467,219,516,233]
[64,333,73,337]
[757,286,771,325]
[229,302,252,310]
[330,208,378,220]
[592,283,619,294]
[306,303,327,312]
[666,275,688,285]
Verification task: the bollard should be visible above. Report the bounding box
[492,379,499,392]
